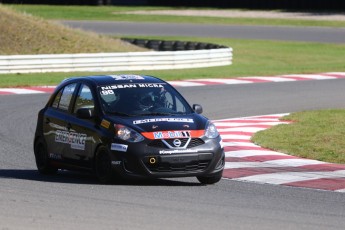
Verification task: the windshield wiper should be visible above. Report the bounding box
[137,112,176,116]
[107,111,134,117]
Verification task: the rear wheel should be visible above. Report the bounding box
[197,171,223,185]
[95,146,116,184]
[34,141,58,175]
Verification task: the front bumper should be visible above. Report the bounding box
[109,136,225,179]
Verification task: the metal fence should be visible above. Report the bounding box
[0,48,232,74]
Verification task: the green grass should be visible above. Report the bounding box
[7,4,345,28]
[0,5,145,55]
[252,110,345,164]
[1,36,345,87]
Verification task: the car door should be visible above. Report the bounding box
[63,83,98,169]
[43,82,78,162]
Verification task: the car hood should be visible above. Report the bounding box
[107,113,208,133]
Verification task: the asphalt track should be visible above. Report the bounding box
[2,20,345,229]
[1,79,345,229]
[61,20,345,43]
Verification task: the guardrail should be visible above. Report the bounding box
[0,39,232,74]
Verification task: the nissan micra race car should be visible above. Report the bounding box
[34,75,225,184]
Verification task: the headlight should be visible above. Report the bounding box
[204,121,219,139]
[114,124,144,142]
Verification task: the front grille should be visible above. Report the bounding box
[188,138,205,148]
[164,138,189,147]
[145,160,210,173]
[148,140,165,148]
[148,138,205,149]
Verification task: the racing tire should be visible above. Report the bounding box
[197,171,223,185]
[34,141,58,175]
[95,146,116,184]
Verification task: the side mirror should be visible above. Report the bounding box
[193,104,203,114]
[76,108,94,119]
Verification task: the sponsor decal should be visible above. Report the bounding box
[109,75,144,80]
[101,83,164,92]
[49,153,62,160]
[101,84,137,91]
[153,131,190,139]
[111,161,122,165]
[136,83,164,88]
[159,149,198,155]
[100,119,111,129]
[142,130,204,140]
[111,143,128,152]
[55,130,87,150]
[133,118,194,125]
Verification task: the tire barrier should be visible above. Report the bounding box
[121,38,228,52]
[0,39,232,74]
[146,0,345,10]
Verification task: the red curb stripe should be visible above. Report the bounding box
[184,80,221,85]
[236,77,272,83]
[224,145,265,152]
[225,155,296,163]
[23,87,55,93]
[220,131,254,136]
[250,115,284,119]
[0,91,14,95]
[215,119,280,123]
[319,73,345,78]
[223,164,345,179]
[218,124,276,129]
[300,163,345,171]
[277,76,317,81]
[222,139,251,143]
[283,178,345,191]
[223,167,293,178]
[241,154,299,162]
[223,163,345,179]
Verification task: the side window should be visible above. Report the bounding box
[52,89,63,109]
[58,83,77,111]
[163,92,186,113]
[74,84,94,113]
[164,92,174,109]
[176,98,186,113]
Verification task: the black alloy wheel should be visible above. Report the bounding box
[196,171,223,184]
[34,141,58,175]
[95,146,116,184]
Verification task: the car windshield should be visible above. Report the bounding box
[98,83,193,116]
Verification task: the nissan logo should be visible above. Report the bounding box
[173,139,182,147]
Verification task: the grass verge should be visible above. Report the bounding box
[7,4,345,28]
[1,36,345,87]
[0,5,145,55]
[252,110,345,164]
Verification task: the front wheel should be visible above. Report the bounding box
[95,146,116,184]
[34,141,58,175]
[197,171,223,185]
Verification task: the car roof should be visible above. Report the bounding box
[61,74,166,87]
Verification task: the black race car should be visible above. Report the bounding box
[34,75,225,184]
